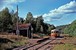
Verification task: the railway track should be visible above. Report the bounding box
[23,38,55,50]
[13,38,63,50]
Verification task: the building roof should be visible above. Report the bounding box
[13,23,31,30]
[19,23,31,28]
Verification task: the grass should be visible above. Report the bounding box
[0,32,29,50]
[53,44,76,50]
[53,35,76,50]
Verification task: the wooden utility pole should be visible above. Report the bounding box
[16,5,20,35]
[31,26,33,39]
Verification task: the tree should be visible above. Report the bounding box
[40,25,44,33]
[24,12,37,32]
[24,12,56,35]
[19,17,24,24]
[0,7,12,31]
[36,16,43,32]
[47,24,55,34]
[11,11,19,27]
[42,23,48,34]
[25,12,33,23]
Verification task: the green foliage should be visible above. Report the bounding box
[25,12,33,23]
[19,17,24,24]
[36,16,44,32]
[56,20,76,36]
[24,12,55,35]
[0,7,12,31]
[0,7,55,35]
[11,11,17,25]
[0,7,25,32]
[64,20,76,36]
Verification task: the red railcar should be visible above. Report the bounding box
[51,29,60,38]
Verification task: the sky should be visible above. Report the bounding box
[0,0,76,26]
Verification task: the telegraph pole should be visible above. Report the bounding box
[16,5,20,35]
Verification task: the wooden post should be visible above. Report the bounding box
[16,5,20,35]
[31,27,33,39]
[27,28,29,38]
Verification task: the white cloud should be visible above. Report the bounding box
[33,15,39,18]
[33,15,42,18]
[57,1,76,10]
[0,0,26,11]
[43,1,76,22]
[3,0,26,4]
[0,5,14,11]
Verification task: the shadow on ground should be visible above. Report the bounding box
[0,38,14,43]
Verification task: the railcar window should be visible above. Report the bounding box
[56,31,59,33]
